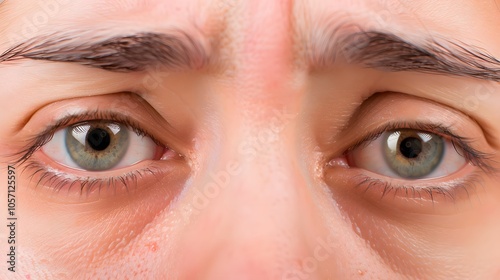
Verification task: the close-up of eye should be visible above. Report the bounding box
[2,0,500,279]
[41,120,164,171]
[346,128,467,179]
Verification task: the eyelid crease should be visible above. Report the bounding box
[9,110,169,167]
[343,121,498,174]
[339,91,478,137]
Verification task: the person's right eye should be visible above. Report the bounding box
[42,120,165,171]
[13,107,185,202]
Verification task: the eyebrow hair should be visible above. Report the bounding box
[310,30,500,82]
[0,31,209,72]
[2,28,499,81]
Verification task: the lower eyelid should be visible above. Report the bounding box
[20,150,187,203]
[325,162,480,214]
[335,159,476,189]
[351,175,478,215]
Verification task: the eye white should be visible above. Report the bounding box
[42,127,158,171]
[349,132,466,179]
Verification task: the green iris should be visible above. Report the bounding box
[383,129,444,178]
[65,121,130,171]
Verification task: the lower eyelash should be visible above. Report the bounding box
[352,172,484,203]
[346,121,498,174]
[21,159,162,198]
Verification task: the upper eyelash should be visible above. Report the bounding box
[11,113,497,173]
[344,121,498,173]
[10,110,164,167]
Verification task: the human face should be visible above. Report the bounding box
[1,0,500,279]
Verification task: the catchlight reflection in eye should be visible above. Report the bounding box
[348,129,466,179]
[42,121,161,171]
[65,122,130,170]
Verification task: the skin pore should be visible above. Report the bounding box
[1,0,500,279]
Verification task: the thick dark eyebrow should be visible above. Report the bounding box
[310,30,500,82]
[0,31,209,72]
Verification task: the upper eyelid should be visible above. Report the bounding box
[345,122,464,152]
[338,92,482,136]
[343,121,497,173]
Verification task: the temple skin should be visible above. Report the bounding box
[1,0,500,279]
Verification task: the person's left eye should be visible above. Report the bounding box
[42,120,165,171]
[346,129,466,179]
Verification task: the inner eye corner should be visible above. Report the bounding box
[326,154,350,169]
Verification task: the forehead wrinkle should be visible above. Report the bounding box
[290,0,313,70]
[293,8,369,71]
[305,16,361,67]
[89,0,214,31]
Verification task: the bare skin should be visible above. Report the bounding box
[1,0,500,279]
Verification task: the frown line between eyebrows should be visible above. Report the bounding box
[0,30,209,72]
[309,29,500,82]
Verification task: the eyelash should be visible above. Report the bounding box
[12,113,497,201]
[12,110,166,196]
[22,160,162,197]
[350,172,484,204]
[14,110,163,165]
[342,121,497,202]
[345,121,496,172]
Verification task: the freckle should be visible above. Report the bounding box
[146,242,158,252]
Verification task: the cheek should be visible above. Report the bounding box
[335,194,450,278]
[15,163,189,277]
[335,180,500,279]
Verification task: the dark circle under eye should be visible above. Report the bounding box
[86,128,111,151]
[383,130,444,178]
[65,122,129,171]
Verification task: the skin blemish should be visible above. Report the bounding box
[146,242,158,253]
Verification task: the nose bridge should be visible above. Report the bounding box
[172,0,317,276]
[198,116,304,232]
[176,119,321,278]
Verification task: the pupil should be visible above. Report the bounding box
[399,137,422,159]
[86,128,111,151]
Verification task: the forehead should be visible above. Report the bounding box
[2,0,498,34]
[1,0,500,68]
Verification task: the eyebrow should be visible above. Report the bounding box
[0,31,209,72]
[309,30,500,82]
[2,28,499,81]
